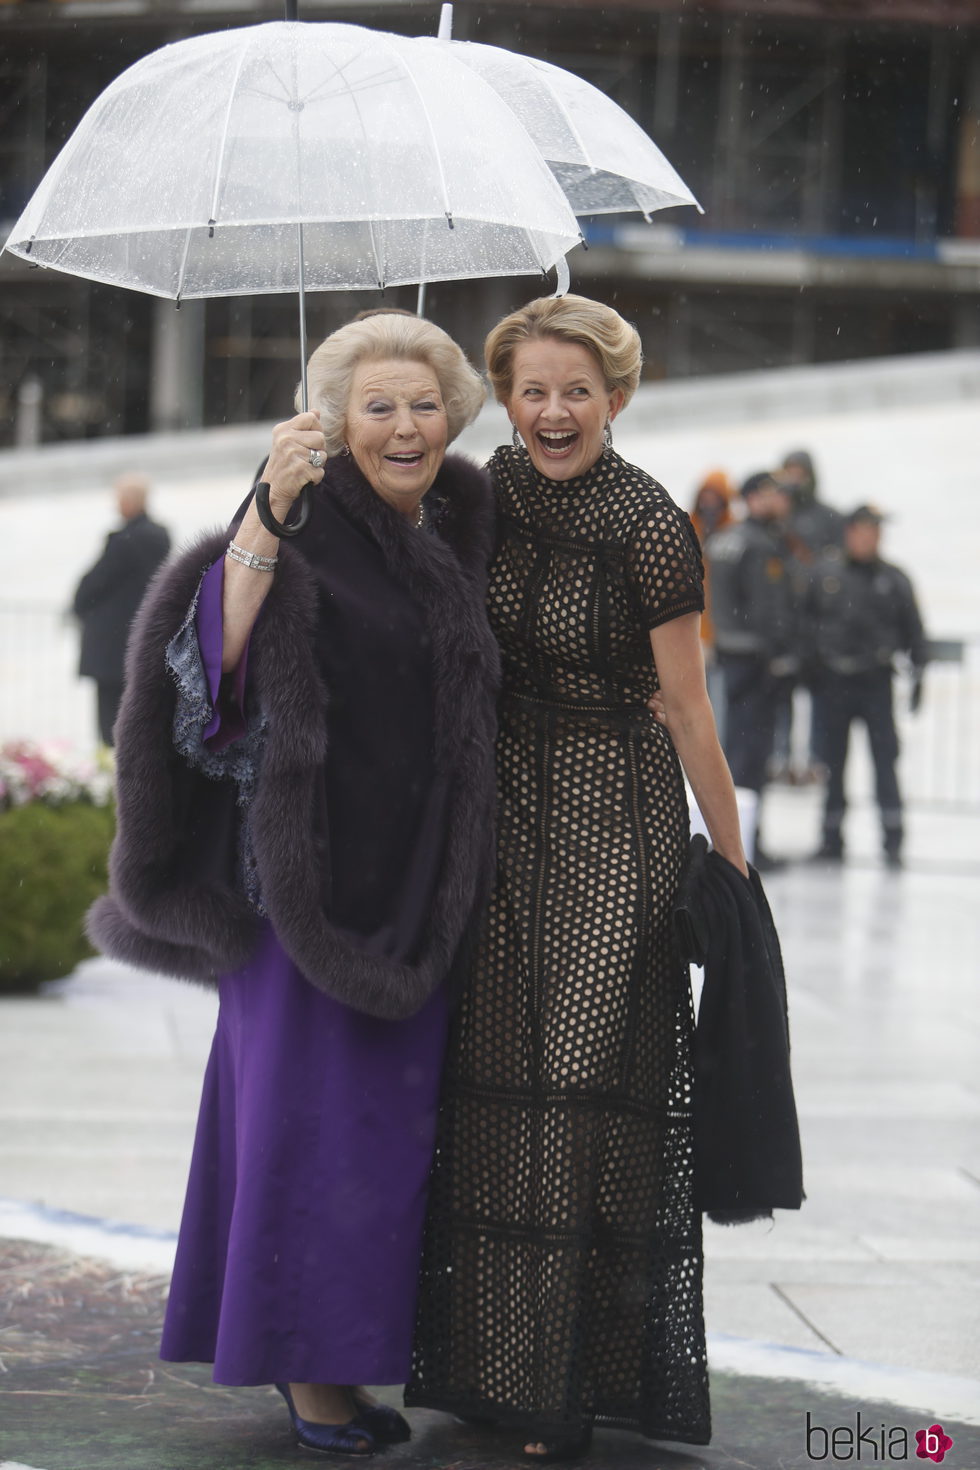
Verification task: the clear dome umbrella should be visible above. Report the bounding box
[418,7,702,221]
[3,19,584,529]
[4,20,582,300]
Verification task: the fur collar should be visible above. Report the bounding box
[89,453,499,1020]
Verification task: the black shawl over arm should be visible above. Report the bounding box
[674,836,805,1223]
[88,453,500,1021]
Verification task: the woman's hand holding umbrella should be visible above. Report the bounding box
[264,411,327,516]
[254,411,327,538]
[221,411,326,672]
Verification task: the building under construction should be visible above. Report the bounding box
[2,0,979,446]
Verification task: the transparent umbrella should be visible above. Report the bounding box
[3,19,584,530]
[418,11,701,221]
[4,21,582,301]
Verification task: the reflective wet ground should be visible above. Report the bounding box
[1,784,978,1468]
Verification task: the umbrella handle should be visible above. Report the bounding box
[253,481,313,537]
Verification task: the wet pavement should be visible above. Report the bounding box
[1,784,979,1468]
[2,1242,978,1470]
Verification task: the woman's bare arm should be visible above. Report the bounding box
[220,412,327,672]
[650,611,748,876]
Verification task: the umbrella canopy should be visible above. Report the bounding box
[4,21,583,299]
[417,36,701,220]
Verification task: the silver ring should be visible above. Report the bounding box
[308,448,325,469]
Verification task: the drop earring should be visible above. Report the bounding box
[603,421,614,453]
[512,423,524,451]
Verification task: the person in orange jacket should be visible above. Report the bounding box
[690,468,737,740]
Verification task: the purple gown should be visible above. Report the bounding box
[160,553,450,1387]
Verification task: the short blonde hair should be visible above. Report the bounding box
[485,294,642,408]
[300,314,486,455]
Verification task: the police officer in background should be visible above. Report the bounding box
[706,470,805,868]
[775,448,845,783]
[779,448,844,561]
[806,504,927,869]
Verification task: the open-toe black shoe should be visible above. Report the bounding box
[275,1383,375,1458]
[349,1390,412,1445]
[522,1426,592,1463]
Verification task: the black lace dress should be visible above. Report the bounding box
[406,446,710,1445]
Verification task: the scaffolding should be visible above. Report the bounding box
[1,0,979,443]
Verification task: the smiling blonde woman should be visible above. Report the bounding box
[408,295,746,1462]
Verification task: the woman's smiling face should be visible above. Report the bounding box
[344,357,449,515]
[506,337,624,481]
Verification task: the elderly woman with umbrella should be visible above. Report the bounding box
[88,310,499,1457]
[5,26,586,1459]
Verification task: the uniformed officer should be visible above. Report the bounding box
[776,448,845,781]
[779,448,845,562]
[806,504,927,868]
[706,470,805,867]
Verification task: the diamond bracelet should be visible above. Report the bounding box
[226,540,278,573]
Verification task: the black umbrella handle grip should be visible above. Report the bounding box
[253,481,313,538]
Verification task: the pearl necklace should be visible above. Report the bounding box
[414,500,426,529]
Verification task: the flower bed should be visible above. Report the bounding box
[0,742,114,992]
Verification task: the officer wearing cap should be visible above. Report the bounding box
[806,504,927,868]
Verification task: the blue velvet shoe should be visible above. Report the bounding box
[275,1383,375,1458]
[349,1391,412,1445]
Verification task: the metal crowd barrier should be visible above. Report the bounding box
[0,603,94,753]
[899,637,980,810]
[1,605,978,810]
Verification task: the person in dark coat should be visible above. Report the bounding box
[806,504,927,868]
[775,449,845,783]
[87,313,500,1459]
[72,474,171,745]
[778,448,844,562]
[705,470,805,866]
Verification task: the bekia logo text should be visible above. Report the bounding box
[806,1411,954,1462]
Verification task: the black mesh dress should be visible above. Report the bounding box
[406,445,711,1446]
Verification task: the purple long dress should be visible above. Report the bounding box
[160,534,450,1387]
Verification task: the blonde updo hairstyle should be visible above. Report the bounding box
[300,313,486,456]
[485,294,642,410]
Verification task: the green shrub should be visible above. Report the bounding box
[0,801,115,992]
